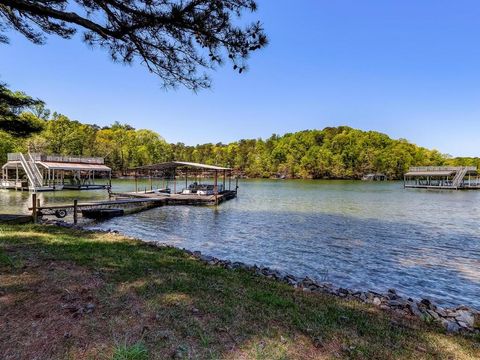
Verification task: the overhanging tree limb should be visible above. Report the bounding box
[0,0,268,90]
[0,82,45,136]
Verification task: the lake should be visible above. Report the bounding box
[1,179,479,309]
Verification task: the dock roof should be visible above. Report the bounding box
[38,161,111,171]
[405,166,477,177]
[133,161,231,171]
[404,170,454,177]
[2,160,111,172]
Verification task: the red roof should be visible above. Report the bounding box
[38,161,111,171]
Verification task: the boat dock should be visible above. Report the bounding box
[29,190,237,222]
[28,161,238,223]
[1,153,111,192]
[404,166,480,190]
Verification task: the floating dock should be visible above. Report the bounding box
[113,190,237,205]
[404,166,480,190]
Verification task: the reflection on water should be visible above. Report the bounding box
[1,179,480,308]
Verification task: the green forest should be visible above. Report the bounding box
[1,87,479,180]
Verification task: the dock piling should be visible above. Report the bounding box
[32,193,37,224]
[73,200,78,224]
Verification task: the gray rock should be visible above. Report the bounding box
[408,302,424,318]
[420,298,436,311]
[199,255,214,262]
[426,309,440,321]
[338,288,350,295]
[474,313,480,329]
[388,299,406,308]
[373,297,382,306]
[435,307,448,318]
[457,320,470,329]
[454,310,474,328]
[444,320,461,333]
[283,274,298,286]
[232,262,248,270]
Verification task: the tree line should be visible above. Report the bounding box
[0,87,478,180]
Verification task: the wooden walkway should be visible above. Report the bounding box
[30,198,164,212]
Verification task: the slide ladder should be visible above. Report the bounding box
[27,153,44,186]
[19,153,43,191]
[452,167,468,188]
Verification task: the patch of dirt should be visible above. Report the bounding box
[0,259,107,359]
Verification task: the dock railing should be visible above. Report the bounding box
[8,153,105,164]
[408,166,477,172]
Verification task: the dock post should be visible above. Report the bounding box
[135,171,138,193]
[235,178,239,194]
[223,170,226,191]
[32,193,37,224]
[73,199,78,225]
[214,170,218,205]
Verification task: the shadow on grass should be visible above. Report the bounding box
[0,224,479,359]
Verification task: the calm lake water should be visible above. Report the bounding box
[1,179,479,309]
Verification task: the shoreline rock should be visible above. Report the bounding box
[188,250,480,334]
[45,221,480,334]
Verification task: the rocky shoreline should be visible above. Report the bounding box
[186,250,480,334]
[48,220,480,334]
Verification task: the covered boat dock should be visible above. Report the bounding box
[404,166,480,190]
[113,161,238,206]
[1,153,111,191]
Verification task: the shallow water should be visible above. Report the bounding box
[2,179,479,308]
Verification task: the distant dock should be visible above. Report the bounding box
[404,166,480,190]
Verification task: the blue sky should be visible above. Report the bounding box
[1,0,480,156]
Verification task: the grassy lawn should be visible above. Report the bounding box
[0,224,479,359]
